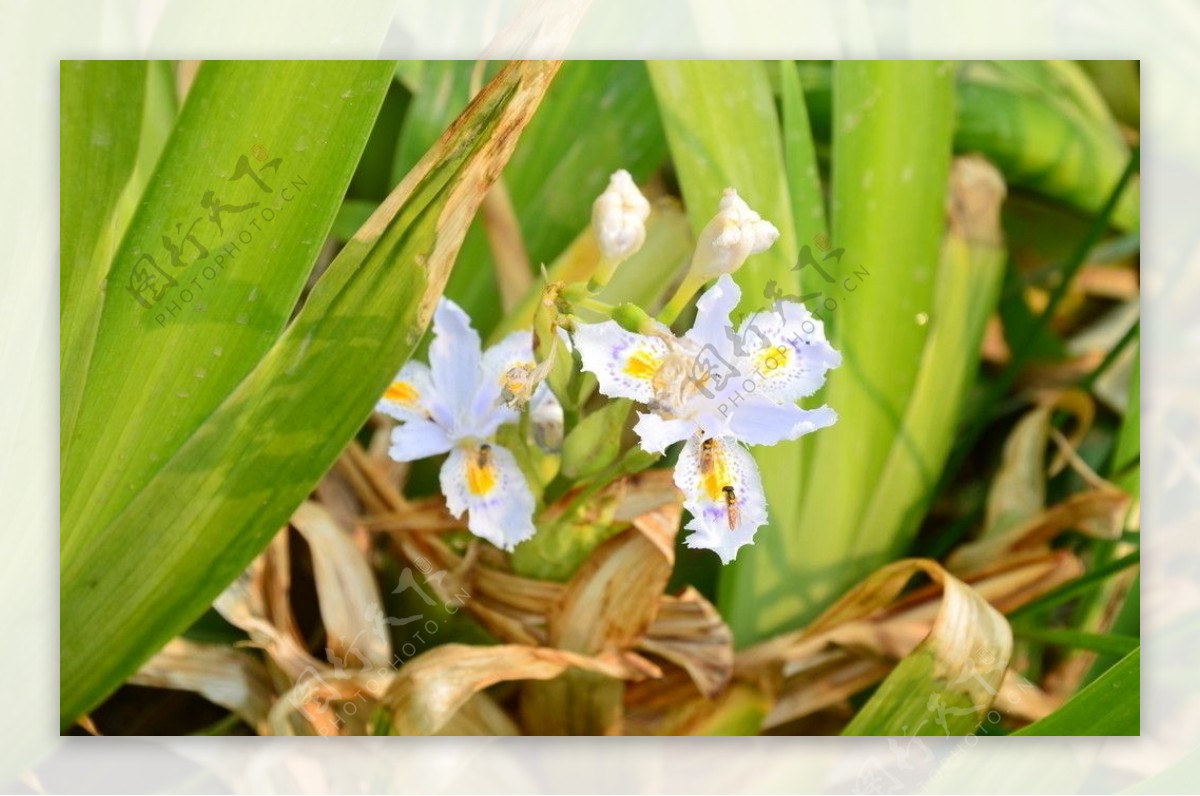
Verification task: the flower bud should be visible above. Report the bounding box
[689,188,780,280]
[592,170,651,262]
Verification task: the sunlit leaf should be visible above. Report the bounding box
[1014,647,1138,735]
[646,60,803,648]
[60,60,559,724]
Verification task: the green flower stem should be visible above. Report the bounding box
[658,273,706,327]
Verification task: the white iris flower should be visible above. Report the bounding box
[573,275,841,563]
[377,298,544,551]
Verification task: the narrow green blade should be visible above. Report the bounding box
[61,60,173,457]
[731,62,958,644]
[647,61,806,649]
[1014,647,1139,735]
[62,61,397,557]
[59,60,559,724]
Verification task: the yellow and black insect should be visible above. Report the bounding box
[699,437,717,474]
[477,443,493,469]
[722,485,739,531]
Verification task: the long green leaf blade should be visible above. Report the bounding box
[60,60,158,456]
[646,61,803,649]
[723,62,958,644]
[1014,647,1139,735]
[59,60,559,724]
[856,156,1006,555]
[779,62,956,638]
[62,61,396,557]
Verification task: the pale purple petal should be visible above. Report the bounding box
[725,396,838,446]
[573,320,672,404]
[633,412,695,454]
[685,274,742,355]
[439,443,536,551]
[429,298,483,417]
[673,435,768,565]
[376,361,434,423]
[736,301,841,402]
[388,418,453,462]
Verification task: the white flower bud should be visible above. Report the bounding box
[690,188,780,280]
[592,170,651,261]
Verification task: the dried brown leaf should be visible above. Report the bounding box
[983,389,1095,537]
[214,560,323,681]
[638,587,734,699]
[291,501,392,670]
[738,559,1017,732]
[130,638,275,734]
[948,489,1128,574]
[382,643,646,735]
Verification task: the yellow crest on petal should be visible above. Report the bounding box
[755,344,790,376]
[384,381,421,406]
[698,437,732,501]
[623,349,662,380]
[466,445,498,496]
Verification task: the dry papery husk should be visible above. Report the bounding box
[626,389,1134,734]
[136,432,733,735]
[952,387,1138,699]
[132,386,1132,734]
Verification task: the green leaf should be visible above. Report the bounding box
[815,58,956,570]
[779,59,827,248]
[646,60,804,647]
[63,61,397,556]
[956,61,1139,232]
[728,62,958,644]
[1014,626,1139,656]
[61,60,173,458]
[1014,647,1139,735]
[59,60,560,725]
[796,60,1139,231]
[856,156,1006,556]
